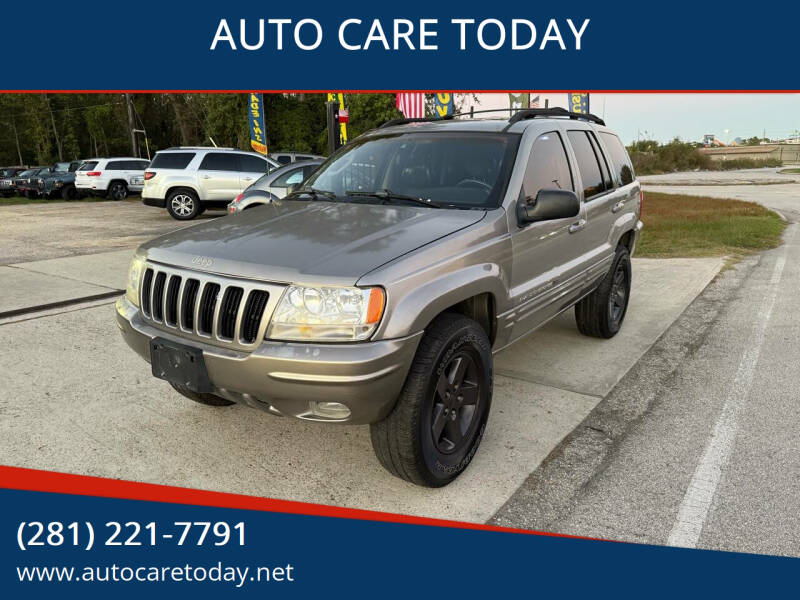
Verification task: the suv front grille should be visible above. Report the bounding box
[140,264,280,349]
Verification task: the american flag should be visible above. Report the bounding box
[530,95,541,108]
[396,93,425,119]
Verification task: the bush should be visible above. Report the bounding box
[628,138,781,175]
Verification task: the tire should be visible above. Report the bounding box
[370,313,493,487]
[25,190,36,199]
[167,188,200,220]
[107,181,128,201]
[61,185,77,200]
[169,382,235,407]
[575,245,632,339]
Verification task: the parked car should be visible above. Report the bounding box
[117,109,642,487]
[75,157,151,200]
[268,151,324,165]
[16,167,52,198]
[141,147,280,220]
[37,160,83,199]
[227,159,323,213]
[0,167,29,197]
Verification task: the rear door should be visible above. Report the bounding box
[508,130,589,341]
[197,152,240,200]
[237,153,271,193]
[565,128,623,278]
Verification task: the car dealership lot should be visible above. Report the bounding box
[0,198,722,523]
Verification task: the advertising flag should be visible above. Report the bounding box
[508,93,529,113]
[530,95,541,108]
[569,92,590,114]
[327,92,348,144]
[248,93,267,155]
[434,93,454,118]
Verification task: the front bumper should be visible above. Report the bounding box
[115,297,421,424]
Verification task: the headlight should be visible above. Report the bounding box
[267,285,385,342]
[126,254,146,307]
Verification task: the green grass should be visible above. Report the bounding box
[637,192,786,258]
[779,167,800,174]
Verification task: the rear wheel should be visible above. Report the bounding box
[61,185,78,200]
[169,382,235,407]
[167,189,200,220]
[370,313,493,487]
[107,181,128,201]
[575,245,631,339]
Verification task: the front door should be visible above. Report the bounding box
[509,130,590,342]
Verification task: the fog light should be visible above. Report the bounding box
[310,401,351,420]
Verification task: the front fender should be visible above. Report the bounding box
[376,263,507,340]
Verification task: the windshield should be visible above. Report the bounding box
[303,132,520,209]
[17,170,34,177]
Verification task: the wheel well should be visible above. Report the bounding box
[166,186,199,201]
[441,293,496,344]
[618,230,635,253]
[108,179,127,187]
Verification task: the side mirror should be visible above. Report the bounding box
[287,183,299,194]
[517,189,580,225]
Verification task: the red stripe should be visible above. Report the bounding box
[0,89,798,94]
[0,465,609,541]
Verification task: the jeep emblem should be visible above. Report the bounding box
[191,256,215,268]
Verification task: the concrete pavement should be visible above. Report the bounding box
[0,245,722,523]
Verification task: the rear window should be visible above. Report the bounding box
[599,132,635,186]
[78,162,98,171]
[276,155,291,165]
[106,161,126,171]
[150,152,195,170]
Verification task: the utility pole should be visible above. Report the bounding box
[325,100,341,155]
[125,93,140,158]
[11,115,23,166]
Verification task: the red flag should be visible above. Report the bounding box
[396,93,425,119]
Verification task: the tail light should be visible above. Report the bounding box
[144,171,156,181]
[233,193,243,203]
[87,171,101,177]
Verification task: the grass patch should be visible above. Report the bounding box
[779,167,800,174]
[637,192,786,258]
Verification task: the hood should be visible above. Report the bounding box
[141,200,485,285]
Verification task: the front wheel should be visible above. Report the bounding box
[370,313,493,487]
[575,245,632,339]
[107,181,128,201]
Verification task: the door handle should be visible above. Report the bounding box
[568,219,587,234]
[612,200,626,213]
[201,175,211,179]
[242,177,254,182]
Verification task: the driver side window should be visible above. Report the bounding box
[522,131,574,201]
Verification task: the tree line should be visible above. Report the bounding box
[0,93,413,166]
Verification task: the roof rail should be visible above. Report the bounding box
[508,107,605,126]
[379,115,454,129]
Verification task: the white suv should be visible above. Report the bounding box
[75,157,151,200]
[142,148,279,220]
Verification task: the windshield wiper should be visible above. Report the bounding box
[346,189,441,208]
[287,187,339,202]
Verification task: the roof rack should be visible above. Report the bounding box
[378,115,454,129]
[508,107,605,126]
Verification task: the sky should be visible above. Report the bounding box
[463,94,800,144]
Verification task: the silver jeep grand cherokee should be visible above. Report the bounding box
[116,108,643,487]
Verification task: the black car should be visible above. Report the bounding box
[0,167,29,197]
[37,160,84,199]
[12,167,49,198]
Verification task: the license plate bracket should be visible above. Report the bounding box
[150,337,213,393]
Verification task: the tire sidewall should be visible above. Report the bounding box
[167,189,200,220]
[606,249,632,335]
[418,324,493,485]
[109,182,127,201]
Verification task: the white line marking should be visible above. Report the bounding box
[667,228,794,548]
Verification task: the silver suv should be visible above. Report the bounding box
[117,109,643,487]
[141,147,279,220]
